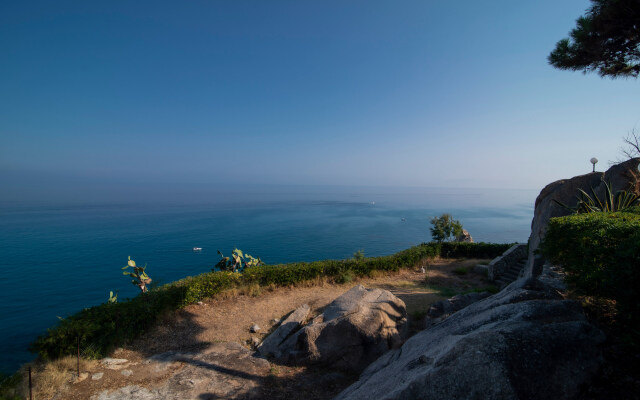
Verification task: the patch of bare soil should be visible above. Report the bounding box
[46,258,493,400]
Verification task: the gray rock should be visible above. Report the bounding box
[92,385,155,400]
[258,304,310,358]
[144,352,187,372]
[249,324,260,333]
[455,228,473,243]
[94,343,270,400]
[121,369,133,377]
[91,372,104,381]
[276,285,408,373]
[524,158,640,278]
[335,270,605,400]
[101,357,130,370]
[424,291,491,328]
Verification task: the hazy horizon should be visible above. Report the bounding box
[1,0,638,203]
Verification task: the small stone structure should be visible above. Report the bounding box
[487,243,527,282]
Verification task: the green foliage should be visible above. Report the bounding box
[121,257,151,293]
[553,180,640,213]
[335,268,354,284]
[541,209,640,337]
[214,249,263,273]
[353,250,365,261]
[548,0,640,78]
[453,267,468,276]
[427,285,458,298]
[0,371,22,400]
[439,241,513,259]
[30,242,510,362]
[429,214,463,242]
[463,286,499,295]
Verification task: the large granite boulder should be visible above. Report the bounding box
[336,265,605,400]
[524,158,640,277]
[272,285,408,373]
[424,291,491,328]
[258,303,310,358]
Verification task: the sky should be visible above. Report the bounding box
[1,0,639,203]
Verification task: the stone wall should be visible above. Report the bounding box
[487,243,527,281]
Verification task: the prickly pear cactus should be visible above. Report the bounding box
[108,290,118,303]
[122,256,152,293]
[214,249,263,272]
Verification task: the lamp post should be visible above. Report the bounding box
[590,157,598,172]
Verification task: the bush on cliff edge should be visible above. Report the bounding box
[30,241,511,361]
[541,206,640,340]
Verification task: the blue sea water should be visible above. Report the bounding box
[0,186,537,374]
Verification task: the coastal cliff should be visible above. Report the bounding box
[336,159,640,400]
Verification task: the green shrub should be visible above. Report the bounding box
[541,209,640,335]
[453,267,468,275]
[0,371,22,400]
[553,180,640,214]
[30,242,511,361]
[440,241,513,259]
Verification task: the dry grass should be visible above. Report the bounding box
[19,258,495,400]
[16,356,98,400]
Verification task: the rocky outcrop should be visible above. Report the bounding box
[455,229,473,243]
[424,291,491,328]
[524,158,640,277]
[269,285,408,373]
[92,342,270,400]
[336,264,605,400]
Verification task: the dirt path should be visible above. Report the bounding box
[47,258,492,400]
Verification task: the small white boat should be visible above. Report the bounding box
[192,247,202,252]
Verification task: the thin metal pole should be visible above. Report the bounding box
[28,366,32,400]
[77,336,80,378]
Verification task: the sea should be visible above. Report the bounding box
[0,185,538,374]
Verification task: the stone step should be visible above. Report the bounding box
[502,273,520,281]
[495,279,509,288]
[503,268,520,277]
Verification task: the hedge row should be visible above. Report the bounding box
[541,207,640,334]
[31,241,512,360]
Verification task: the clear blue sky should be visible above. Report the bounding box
[1,0,638,202]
